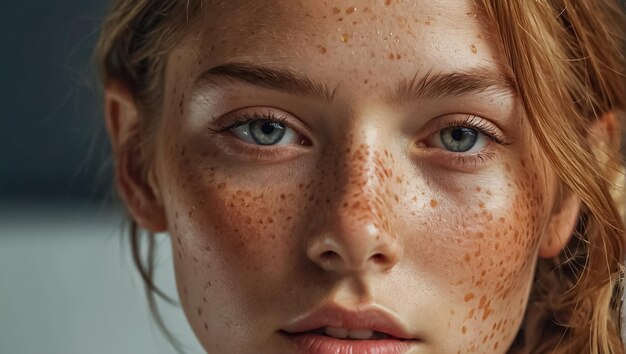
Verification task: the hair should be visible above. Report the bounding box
[95,0,626,352]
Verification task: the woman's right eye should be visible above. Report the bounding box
[231,119,296,146]
[213,111,311,148]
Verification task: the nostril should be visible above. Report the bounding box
[370,253,386,263]
[320,250,337,261]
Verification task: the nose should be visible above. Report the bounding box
[306,139,403,275]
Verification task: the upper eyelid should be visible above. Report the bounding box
[211,110,288,132]
[212,107,318,143]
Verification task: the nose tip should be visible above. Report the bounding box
[306,221,402,274]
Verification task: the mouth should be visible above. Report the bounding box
[290,326,406,340]
[280,305,420,354]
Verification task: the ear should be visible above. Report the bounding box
[538,111,619,258]
[105,81,167,232]
[538,189,580,258]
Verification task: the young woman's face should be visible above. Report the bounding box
[151,0,561,353]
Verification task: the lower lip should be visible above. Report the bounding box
[284,332,415,354]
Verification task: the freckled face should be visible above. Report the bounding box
[152,0,558,353]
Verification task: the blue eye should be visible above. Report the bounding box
[249,120,286,145]
[231,119,298,146]
[440,127,479,152]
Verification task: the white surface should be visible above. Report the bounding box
[0,203,204,354]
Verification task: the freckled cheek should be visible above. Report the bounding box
[165,163,307,276]
[419,191,544,298]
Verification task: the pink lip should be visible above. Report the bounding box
[281,305,420,354]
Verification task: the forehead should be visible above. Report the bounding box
[176,0,501,93]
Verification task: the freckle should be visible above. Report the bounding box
[340,33,351,43]
[470,44,477,54]
[332,7,341,14]
[478,201,485,208]
[345,7,356,14]
[363,79,369,84]
[464,292,475,301]
[464,253,471,263]
[521,159,526,167]
[430,199,438,208]
[478,295,487,309]
[385,0,392,5]
[461,326,467,334]
[388,52,394,60]
[396,53,401,59]
[197,307,202,316]
[318,45,327,54]
[204,322,208,331]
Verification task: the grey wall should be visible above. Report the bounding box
[1,0,112,202]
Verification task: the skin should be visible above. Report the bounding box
[105,0,585,353]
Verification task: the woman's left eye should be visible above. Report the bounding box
[231,119,299,146]
[437,126,486,152]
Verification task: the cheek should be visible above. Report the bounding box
[161,147,323,347]
[167,160,303,284]
[418,155,552,351]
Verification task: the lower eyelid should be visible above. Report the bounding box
[213,133,307,161]
[414,140,502,166]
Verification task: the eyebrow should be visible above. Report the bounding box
[390,68,516,103]
[193,63,515,104]
[194,63,339,103]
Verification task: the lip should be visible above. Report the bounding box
[280,304,420,354]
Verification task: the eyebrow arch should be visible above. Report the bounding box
[194,63,339,103]
[390,68,516,103]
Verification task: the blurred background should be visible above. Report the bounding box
[0,1,202,353]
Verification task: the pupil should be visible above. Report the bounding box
[261,122,275,134]
[451,128,464,141]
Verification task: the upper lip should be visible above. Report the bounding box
[281,303,418,340]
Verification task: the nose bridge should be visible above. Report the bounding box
[307,129,402,274]
[340,141,393,235]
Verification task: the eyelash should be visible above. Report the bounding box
[209,111,289,133]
